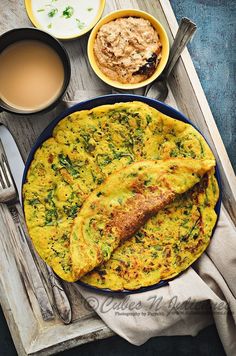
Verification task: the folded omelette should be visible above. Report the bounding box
[71,158,215,280]
[81,166,218,290]
[23,101,219,287]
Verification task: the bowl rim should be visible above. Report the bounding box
[24,0,106,40]
[22,94,222,294]
[87,8,170,90]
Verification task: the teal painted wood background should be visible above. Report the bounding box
[171,0,236,171]
[0,1,235,355]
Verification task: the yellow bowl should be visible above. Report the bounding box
[24,0,106,40]
[87,9,169,89]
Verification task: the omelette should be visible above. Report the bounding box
[81,168,219,290]
[23,101,219,286]
[71,159,215,280]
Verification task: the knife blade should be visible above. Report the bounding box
[0,124,72,324]
[0,125,24,201]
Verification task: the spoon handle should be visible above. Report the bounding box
[164,17,197,78]
[46,264,72,324]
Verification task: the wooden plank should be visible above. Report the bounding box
[0,203,40,356]
[28,317,112,356]
[0,0,235,355]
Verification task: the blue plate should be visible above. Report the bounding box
[23,94,222,294]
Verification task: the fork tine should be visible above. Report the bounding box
[1,154,11,188]
[0,143,16,203]
[3,155,14,187]
[0,139,11,189]
[0,162,7,189]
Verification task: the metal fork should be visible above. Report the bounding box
[0,151,15,203]
[0,140,72,324]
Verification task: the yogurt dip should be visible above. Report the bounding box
[30,0,102,39]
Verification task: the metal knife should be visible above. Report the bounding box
[0,124,72,324]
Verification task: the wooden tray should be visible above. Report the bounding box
[0,1,235,355]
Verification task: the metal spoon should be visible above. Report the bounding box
[145,17,197,101]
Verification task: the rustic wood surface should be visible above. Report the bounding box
[0,0,235,355]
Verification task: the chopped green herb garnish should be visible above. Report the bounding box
[87,7,93,11]
[173,244,179,253]
[37,8,45,12]
[144,178,151,186]
[170,149,178,157]
[146,114,152,125]
[96,154,112,167]
[80,132,95,152]
[113,151,134,162]
[45,189,54,203]
[48,23,52,29]
[62,6,74,18]
[80,132,90,144]
[58,153,79,177]
[101,245,111,258]
[136,231,144,238]
[154,245,163,251]
[64,204,80,218]
[48,8,58,17]
[45,208,58,225]
[135,236,143,243]
[151,252,158,258]
[97,178,104,185]
[128,172,138,178]
[28,198,40,205]
[135,231,145,243]
[76,18,85,30]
